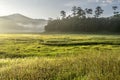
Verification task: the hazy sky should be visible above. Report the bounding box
[0,0,120,19]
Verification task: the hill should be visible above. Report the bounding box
[0,14,47,33]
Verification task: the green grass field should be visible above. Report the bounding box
[0,34,120,80]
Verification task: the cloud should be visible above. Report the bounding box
[64,0,97,7]
[100,0,113,6]
[87,0,113,3]
[64,0,82,7]
[87,0,99,3]
[64,0,114,7]
[87,0,120,6]
[106,0,113,3]
[64,0,120,8]
[100,0,120,6]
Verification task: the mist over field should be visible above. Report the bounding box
[0,14,47,33]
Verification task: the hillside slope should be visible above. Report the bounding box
[0,14,47,33]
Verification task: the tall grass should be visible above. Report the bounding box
[0,34,120,80]
[0,52,120,80]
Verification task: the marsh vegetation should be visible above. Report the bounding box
[0,34,120,80]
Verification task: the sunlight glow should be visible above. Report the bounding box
[0,4,16,16]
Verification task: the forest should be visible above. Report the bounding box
[45,6,120,33]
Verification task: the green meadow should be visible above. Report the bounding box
[0,34,120,80]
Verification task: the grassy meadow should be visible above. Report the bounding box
[0,34,120,80]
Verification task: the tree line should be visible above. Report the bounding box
[45,6,120,33]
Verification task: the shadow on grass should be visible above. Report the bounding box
[0,52,39,58]
[0,52,59,59]
[42,41,120,46]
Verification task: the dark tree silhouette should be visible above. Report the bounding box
[85,8,93,17]
[72,6,77,16]
[94,6,104,18]
[112,6,118,10]
[60,10,66,19]
[112,6,119,16]
[77,7,86,18]
[45,5,120,33]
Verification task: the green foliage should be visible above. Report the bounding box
[45,17,120,33]
[45,6,120,33]
[0,34,120,80]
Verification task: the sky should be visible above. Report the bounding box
[0,0,120,19]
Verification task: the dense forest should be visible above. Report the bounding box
[45,6,120,33]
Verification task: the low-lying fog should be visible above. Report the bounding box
[0,14,48,33]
